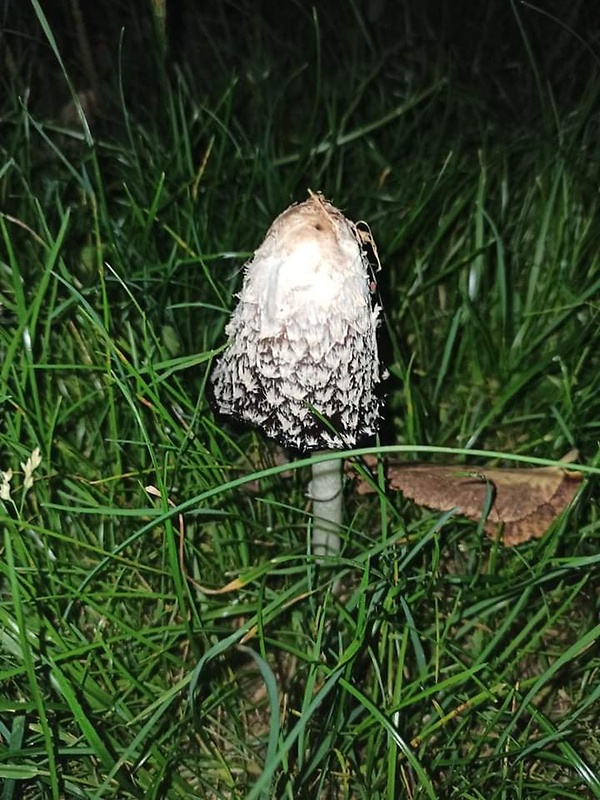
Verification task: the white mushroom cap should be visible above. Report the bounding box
[211,191,383,451]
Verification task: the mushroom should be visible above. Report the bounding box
[211,191,383,558]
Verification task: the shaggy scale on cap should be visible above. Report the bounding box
[211,192,383,451]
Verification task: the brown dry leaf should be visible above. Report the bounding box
[59,89,101,131]
[349,458,583,545]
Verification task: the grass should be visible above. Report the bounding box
[1,2,600,798]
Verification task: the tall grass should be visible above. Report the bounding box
[1,3,599,798]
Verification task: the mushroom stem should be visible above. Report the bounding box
[309,454,343,559]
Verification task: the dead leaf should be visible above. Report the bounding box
[348,458,583,545]
[59,89,101,131]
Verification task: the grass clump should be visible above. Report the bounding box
[1,3,599,798]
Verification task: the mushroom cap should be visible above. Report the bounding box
[211,192,383,451]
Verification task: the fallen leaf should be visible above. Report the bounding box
[348,458,583,545]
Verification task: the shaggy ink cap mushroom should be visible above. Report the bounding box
[211,192,383,452]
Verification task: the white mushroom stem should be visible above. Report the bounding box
[309,454,343,559]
